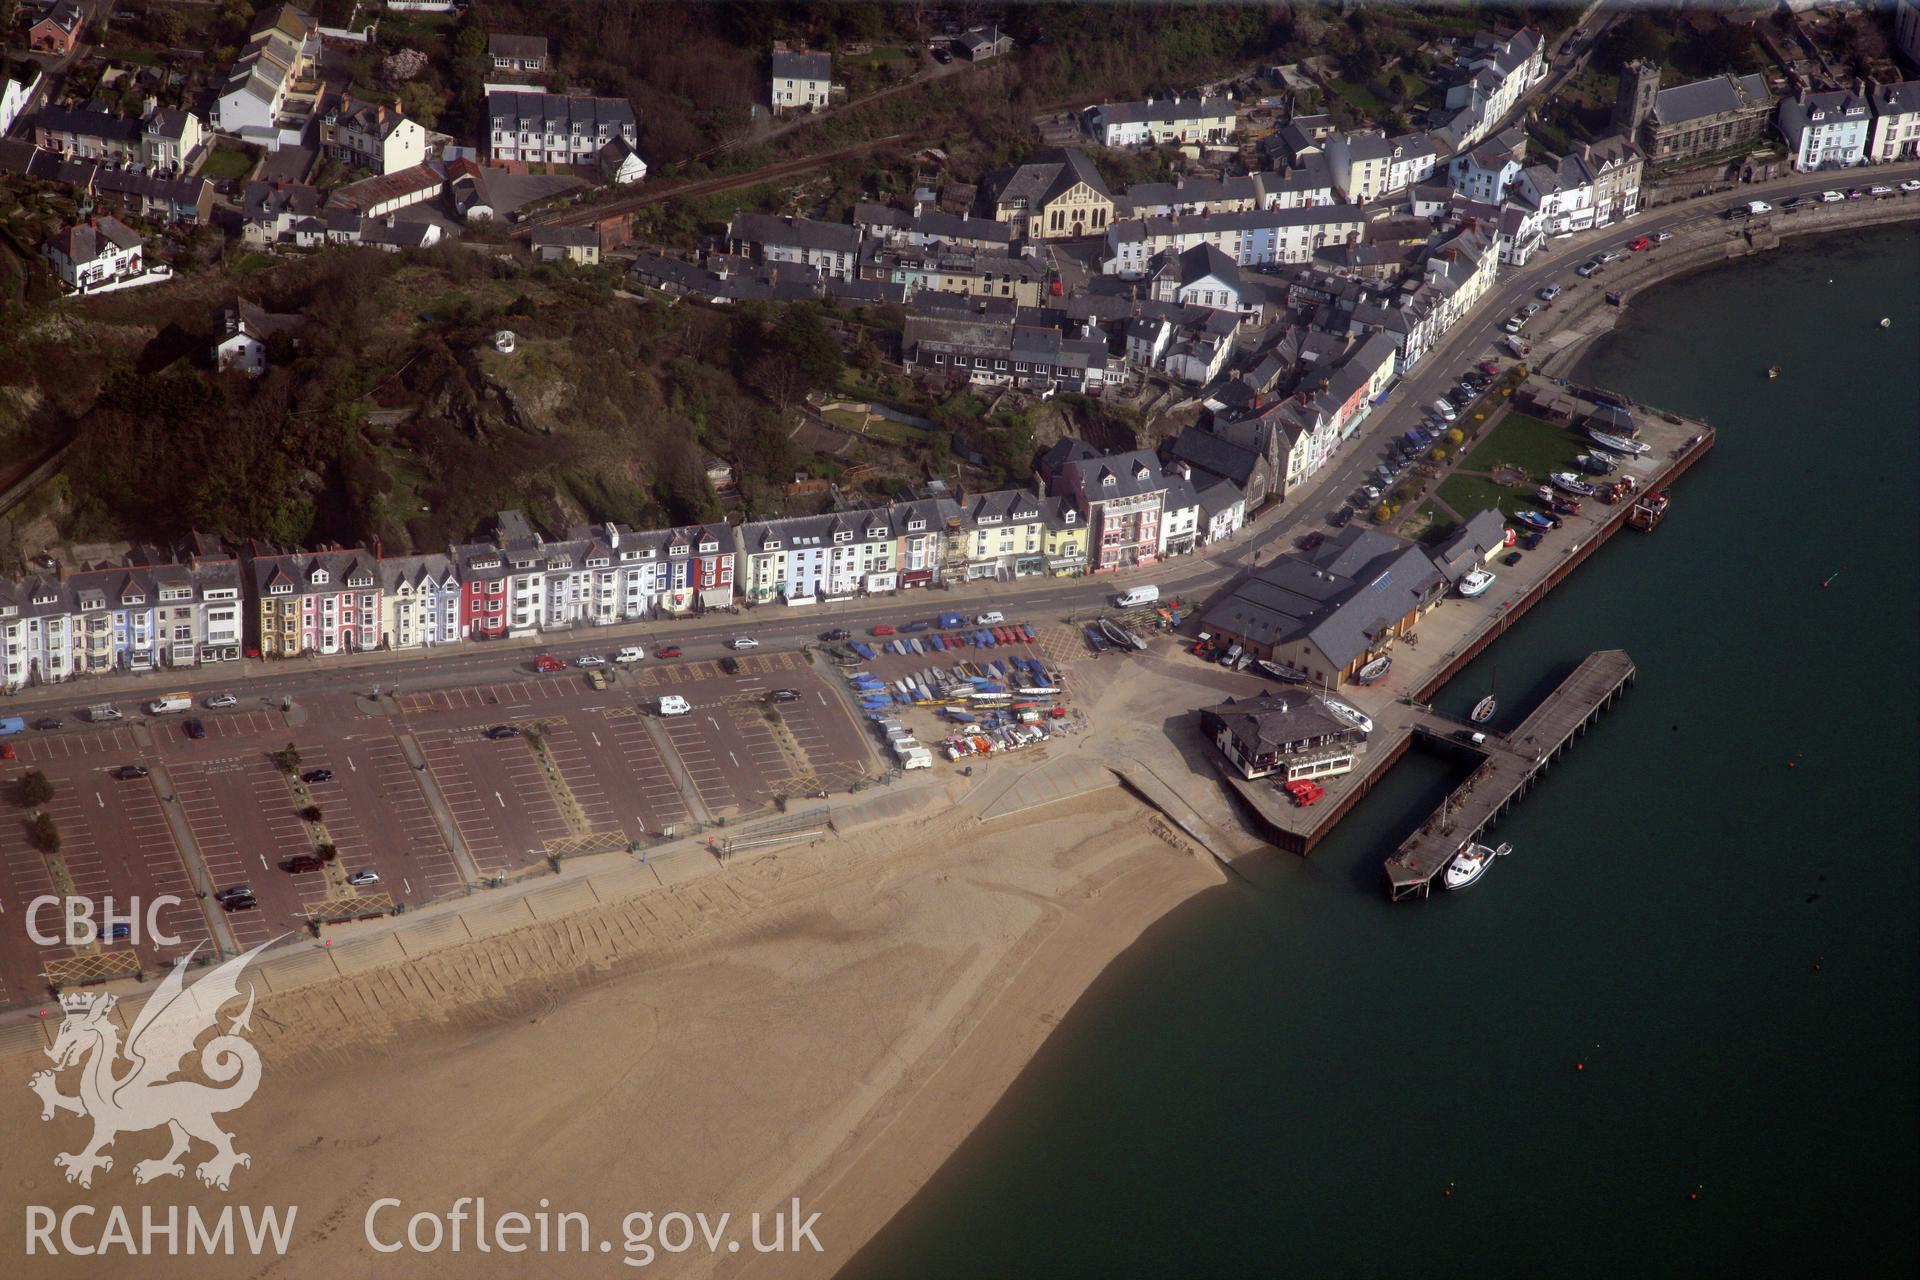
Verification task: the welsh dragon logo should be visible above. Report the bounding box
[30,941,274,1191]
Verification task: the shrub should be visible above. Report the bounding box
[29,812,60,854]
[16,769,55,809]
[299,805,324,823]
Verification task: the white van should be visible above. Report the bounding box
[657,695,690,717]
[975,611,1005,625]
[1745,200,1772,215]
[614,646,645,663]
[1113,585,1160,609]
[87,704,124,723]
[145,694,191,715]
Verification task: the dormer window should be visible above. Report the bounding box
[763,539,781,551]
[587,556,610,568]
[834,531,852,543]
[1102,475,1116,487]
[699,541,718,554]
[1065,511,1077,524]
[349,574,372,588]
[271,583,292,595]
[310,570,329,585]
[908,519,925,532]
[123,593,144,606]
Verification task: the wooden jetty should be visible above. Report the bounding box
[1384,649,1636,900]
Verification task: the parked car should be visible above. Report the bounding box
[346,870,380,887]
[574,654,606,667]
[1537,283,1562,301]
[302,768,334,784]
[1628,236,1651,251]
[931,43,953,63]
[534,655,566,673]
[104,923,131,943]
[1902,179,1920,193]
[1820,190,1844,203]
[183,719,206,739]
[870,624,896,636]
[719,656,741,675]
[1502,314,1527,333]
[1520,302,1541,317]
[1655,229,1672,241]
[614,647,645,663]
[729,637,759,650]
[767,689,801,703]
[1296,531,1325,551]
[976,611,1006,625]
[1596,250,1619,263]
[33,717,62,730]
[216,886,256,911]
[483,724,522,740]
[820,628,850,642]
[114,765,150,780]
[1363,485,1382,502]
[1432,400,1457,421]
[1502,551,1523,566]
[205,693,239,709]
[1869,184,1893,197]
[1576,260,1602,277]
[1477,360,1500,375]
[657,645,682,659]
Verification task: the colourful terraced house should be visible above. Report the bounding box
[250,548,381,658]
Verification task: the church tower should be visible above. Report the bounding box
[1612,60,1660,141]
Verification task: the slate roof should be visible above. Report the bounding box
[985,148,1110,209]
[48,215,142,261]
[1429,508,1509,582]
[1202,525,1444,664]
[488,33,548,61]
[771,49,832,82]
[487,91,634,137]
[729,211,861,255]
[1653,73,1769,127]
[1202,690,1356,752]
[1097,95,1236,126]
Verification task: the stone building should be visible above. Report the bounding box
[1618,68,1775,167]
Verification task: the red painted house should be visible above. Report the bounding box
[454,542,509,638]
[30,3,86,55]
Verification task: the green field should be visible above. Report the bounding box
[201,147,254,181]
[1437,474,1530,521]
[1461,411,1584,478]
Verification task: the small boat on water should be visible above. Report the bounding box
[1443,840,1512,891]
[1588,428,1651,455]
[1513,509,1556,531]
[1252,658,1310,684]
[1457,568,1496,598]
[1470,695,1497,724]
[1550,472,1596,496]
[1767,365,1780,379]
[1355,654,1392,684]
[1325,698,1373,734]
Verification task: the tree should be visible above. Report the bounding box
[148,8,186,48]
[29,812,60,854]
[16,769,54,809]
[455,25,487,59]
[317,842,339,864]
[270,743,302,773]
[299,805,323,823]
[1600,14,1664,72]
[398,80,442,129]
[381,48,429,86]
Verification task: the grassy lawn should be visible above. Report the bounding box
[1461,411,1583,479]
[856,416,926,446]
[822,408,869,430]
[228,252,278,279]
[1329,78,1391,119]
[201,147,254,181]
[101,47,163,67]
[1408,501,1459,543]
[1437,474,1530,521]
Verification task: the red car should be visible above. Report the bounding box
[1478,360,1499,375]
[656,645,681,659]
[1296,531,1325,551]
[870,624,896,636]
[1628,236,1651,252]
[534,655,566,673]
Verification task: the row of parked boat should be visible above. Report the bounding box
[837,623,1040,666]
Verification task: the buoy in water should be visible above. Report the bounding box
[1880,317,1891,328]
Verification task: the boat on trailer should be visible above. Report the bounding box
[1587,428,1650,455]
[1457,568,1496,598]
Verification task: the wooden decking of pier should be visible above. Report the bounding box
[1385,649,1636,900]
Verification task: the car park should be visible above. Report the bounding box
[483,724,522,740]
[205,693,239,709]
[114,765,149,780]
[574,654,606,667]
[346,870,381,887]
[33,717,62,730]
[184,718,206,739]
[302,769,334,783]
[657,644,682,659]
[729,637,759,650]
[615,646,645,663]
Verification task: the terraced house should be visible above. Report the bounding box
[250,548,381,657]
[486,91,636,166]
[378,554,461,650]
[737,510,903,605]
[1087,95,1238,148]
[956,488,1049,581]
[213,4,321,150]
[0,574,76,690]
[1039,440,1173,573]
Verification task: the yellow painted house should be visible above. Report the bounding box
[983,148,1114,241]
[1042,497,1090,575]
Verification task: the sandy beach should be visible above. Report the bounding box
[1,733,1221,1278]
